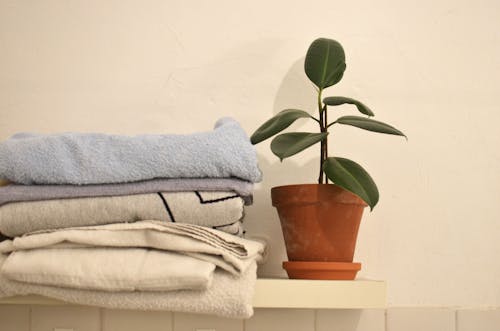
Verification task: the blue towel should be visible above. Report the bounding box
[0,118,262,185]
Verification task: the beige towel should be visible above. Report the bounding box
[0,253,258,318]
[2,248,215,292]
[0,221,265,275]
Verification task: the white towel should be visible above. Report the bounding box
[0,254,258,318]
[1,248,215,292]
[0,221,265,275]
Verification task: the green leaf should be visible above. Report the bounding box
[335,116,406,138]
[323,157,379,210]
[323,96,374,116]
[271,132,328,161]
[304,38,346,89]
[250,109,314,145]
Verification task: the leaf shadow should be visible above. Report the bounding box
[272,57,317,117]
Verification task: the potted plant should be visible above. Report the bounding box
[251,38,405,280]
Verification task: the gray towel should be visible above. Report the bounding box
[0,191,245,237]
[0,178,253,206]
[0,118,262,185]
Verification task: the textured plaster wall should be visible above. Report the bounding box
[0,0,499,307]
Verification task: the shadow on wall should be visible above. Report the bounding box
[272,57,316,117]
[251,53,323,193]
[255,151,318,190]
[246,56,324,277]
[246,153,318,277]
[256,55,324,188]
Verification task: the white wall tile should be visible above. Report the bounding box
[103,309,173,331]
[30,305,100,331]
[173,312,243,331]
[457,309,500,331]
[316,309,385,331]
[387,308,455,331]
[244,308,314,331]
[0,305,30,331]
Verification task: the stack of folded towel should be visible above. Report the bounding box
[0,118,264,318]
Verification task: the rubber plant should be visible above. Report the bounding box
[250,38,406,210]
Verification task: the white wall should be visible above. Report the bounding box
[1,0,499,308]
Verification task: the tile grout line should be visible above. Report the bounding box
[454,309,458,331]
[384,309,388,331]
[313,309,317,331]
[171,312,175,331]
[100,308,104,331]
[29,305,32,331]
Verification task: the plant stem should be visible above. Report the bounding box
[318,88,325,184]
[324,104,328,184]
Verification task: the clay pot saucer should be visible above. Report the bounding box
[283,261,361,280]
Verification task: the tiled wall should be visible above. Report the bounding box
[0,306,499,331]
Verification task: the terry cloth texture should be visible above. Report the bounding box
[0,221,265,275]
[0,118,262,185]
[0,178,254,207]
[0,191,245,237]
[0,253,258,318]
[2,248,215,292]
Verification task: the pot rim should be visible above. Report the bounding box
[271,183,367,207]
[271,183,340,189]
[283,261,362,271]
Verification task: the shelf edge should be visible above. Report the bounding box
[0,279,387,309]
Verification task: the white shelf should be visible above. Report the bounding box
[253,278,386,309]
[0,278,386,309]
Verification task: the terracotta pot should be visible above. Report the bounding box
[271,184,367,277]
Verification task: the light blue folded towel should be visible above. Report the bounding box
[0,118,262,185]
